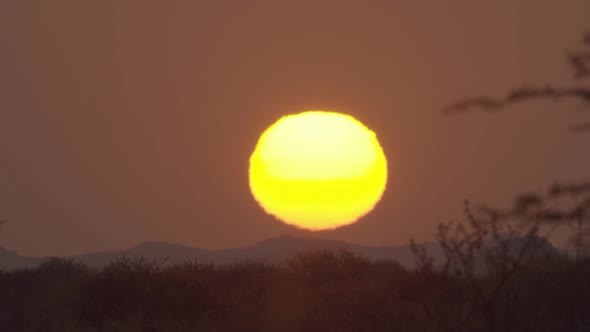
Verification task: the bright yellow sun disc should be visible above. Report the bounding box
[249,111,388,230]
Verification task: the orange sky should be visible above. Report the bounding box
[1,1,589,256]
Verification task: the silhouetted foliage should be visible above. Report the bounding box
[410,200,585,332]
[1,233,589,332]
[443,31,590,258]
[477,182,590,256]
[444,32,590,133]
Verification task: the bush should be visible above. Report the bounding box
[0,245,588,331]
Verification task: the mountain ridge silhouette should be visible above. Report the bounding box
[0,234,557,270]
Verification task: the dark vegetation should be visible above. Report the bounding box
[444,31,590,133]
[0,202,589,332]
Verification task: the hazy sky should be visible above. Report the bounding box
[1,1,589,256]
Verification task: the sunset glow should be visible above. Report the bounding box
[249,111,388,230]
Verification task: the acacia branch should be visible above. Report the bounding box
[568,53,590,80]
[443,86,590,115]
[443,33,590,134]
[569,32,590,79]
[443,86,590,133]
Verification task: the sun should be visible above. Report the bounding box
[249,111,388,230]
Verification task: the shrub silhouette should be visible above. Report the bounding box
[76,257,220,331]
[287,248,371,287]
[0,257,89,331]
[1,233,590,331]
[410,201,590,332]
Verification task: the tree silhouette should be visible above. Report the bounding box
[410,200,559,332]
[441,31,590,251]
[444,32,590,134]
[407,34,590,330]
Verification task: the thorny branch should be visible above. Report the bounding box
[443,32,590,134]
[411,201,548,332]
[479,182,590,251]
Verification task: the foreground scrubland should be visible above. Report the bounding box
[1,234,588,332]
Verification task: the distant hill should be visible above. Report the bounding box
[0,236,441,270]
[0,235,561,271]
[0,247,41,270]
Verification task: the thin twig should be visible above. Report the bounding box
[444,86,590,115]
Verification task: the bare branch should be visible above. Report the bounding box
[444,86,590,115]
[443,33,590,134]
[570,32,590,79]
[568,53,590,80]
[443,97,504,114]
[477,182,590,254]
